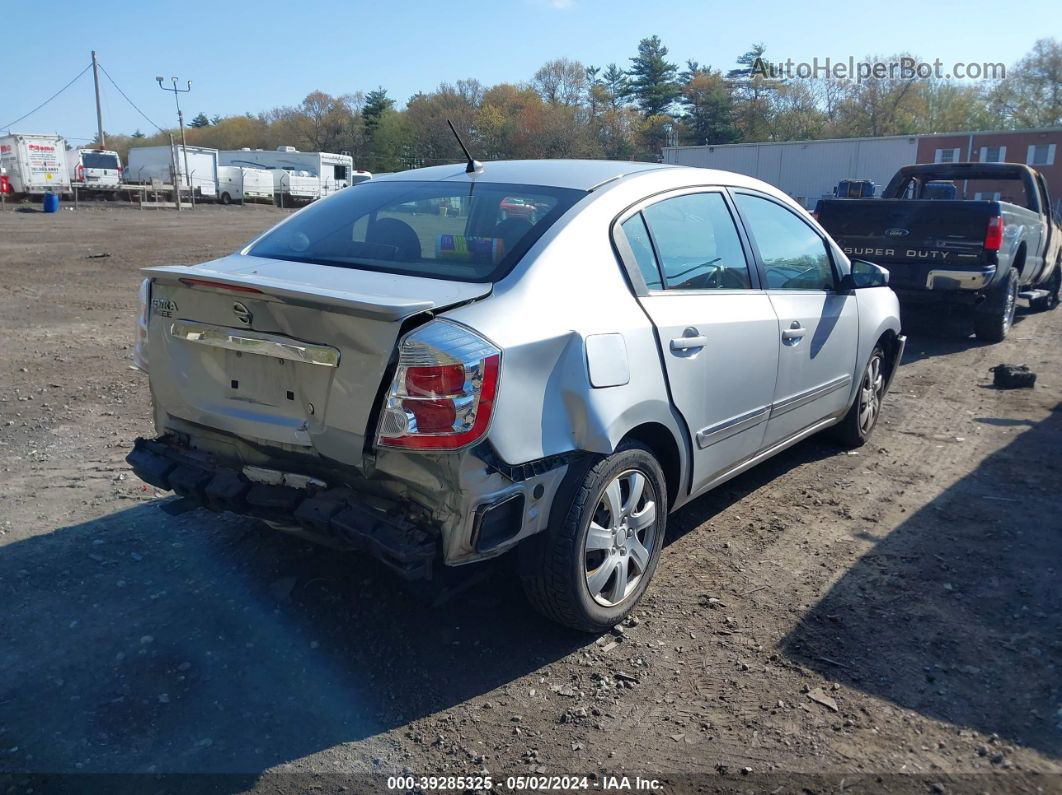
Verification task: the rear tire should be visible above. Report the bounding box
[520,443,667,633]
[973,267,1018,343]
[831,346,886,449]
[1030,264,1060,311]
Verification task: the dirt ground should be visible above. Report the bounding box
[0,204,1059,793]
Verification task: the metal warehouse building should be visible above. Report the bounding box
[663,127,1062,212]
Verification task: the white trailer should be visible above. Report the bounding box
[216,165,274,204]
[0,133,71,197]
[68,148,123,190]
[662,135,919,209]
[219,146,355,200]
[127,145,218,198]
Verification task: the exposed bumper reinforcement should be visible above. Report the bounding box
[127,436,437,580]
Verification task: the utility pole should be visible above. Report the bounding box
[156,75,192,194]
[91,51,104,148]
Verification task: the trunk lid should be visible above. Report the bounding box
[143,254,491,470]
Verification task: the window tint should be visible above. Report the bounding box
[735,194,834,291]
[620,213,662,290]
[249,180,582,282]
[641,193,751,290]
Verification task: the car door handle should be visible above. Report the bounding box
[781,322,806,342]
[670,334,709,352]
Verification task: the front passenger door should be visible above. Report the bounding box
[732,192,859,448]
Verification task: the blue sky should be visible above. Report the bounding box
[1,0,1053,142]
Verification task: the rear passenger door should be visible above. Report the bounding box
[732,191,859,448]
[615,189,779,495]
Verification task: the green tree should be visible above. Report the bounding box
[601,63,630,108]
[627,36,680,116]
[1003,37,1062,127]
[680,70,740,144]
[131,129,146,139]
[188,112,211,128]
[363,87,395,137]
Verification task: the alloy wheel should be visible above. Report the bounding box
[583,469,658,608]
[858,353,885,435]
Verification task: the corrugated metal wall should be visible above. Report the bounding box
[663,137,919,208]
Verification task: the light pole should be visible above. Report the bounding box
[156,76,192,193]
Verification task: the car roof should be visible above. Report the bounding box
[369,159,679,191]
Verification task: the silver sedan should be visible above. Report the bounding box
[128,159,905,632]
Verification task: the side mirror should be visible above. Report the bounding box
[840,258,890,290]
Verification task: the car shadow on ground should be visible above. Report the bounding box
[782,403,1062,758]
[0,500,586,777]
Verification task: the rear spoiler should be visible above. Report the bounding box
[142,264,435,321]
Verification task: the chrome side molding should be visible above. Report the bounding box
[170,320,340,368]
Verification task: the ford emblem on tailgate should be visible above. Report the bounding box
[884,228,910,238]
[232,301,253,325]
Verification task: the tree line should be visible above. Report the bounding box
[100,36,1061,172]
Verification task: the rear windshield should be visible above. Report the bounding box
[82,152,119,170]
[248,179,584,282]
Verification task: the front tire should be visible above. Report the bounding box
[974,267,1018,342]
[219,192,232,205]
[521,443,667,633]
[831,345,886,448]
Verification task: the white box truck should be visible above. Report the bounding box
[68,148,123,190]
[0,133,71,197]
[219,146,356,201]
[216,165,274,204]
[127,145,218,199]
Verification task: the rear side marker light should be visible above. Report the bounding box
[377,321,501,451]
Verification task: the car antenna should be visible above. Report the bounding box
[447,119,483,174]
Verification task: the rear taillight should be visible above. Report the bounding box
[377,320,500,451]
[984,216,1004,251]
[133,278,151,373]
[76,165,84,181]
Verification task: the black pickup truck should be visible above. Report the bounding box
[816,163,1062,342]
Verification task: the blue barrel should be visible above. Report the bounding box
[42,192,60,213]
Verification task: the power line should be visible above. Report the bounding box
[1,64,92,131]
[96,60,164,133]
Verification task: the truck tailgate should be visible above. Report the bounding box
[817,199,994,287]
[142,255,491,469]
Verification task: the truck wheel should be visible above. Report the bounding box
[219,192,232,205]
[974,267,1018,343]
[520,442,667,633]
[1030,265,1060,311]
[830,345,886,448]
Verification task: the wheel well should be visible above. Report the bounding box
[621,422,681,510]
[1013,243,1027,276]
[876,330,900,382]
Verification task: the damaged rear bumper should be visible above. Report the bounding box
[126,436,437,580]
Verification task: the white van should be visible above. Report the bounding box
[68,149,123,189]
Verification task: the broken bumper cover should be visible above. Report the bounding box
[126,436,437,580]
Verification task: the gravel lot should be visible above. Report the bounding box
[0,204,1059,792]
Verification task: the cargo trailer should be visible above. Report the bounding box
[127,145,218,198]
[219,146,355,200]
[217,165,274,204]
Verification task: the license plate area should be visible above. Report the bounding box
[225,349,300,411]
